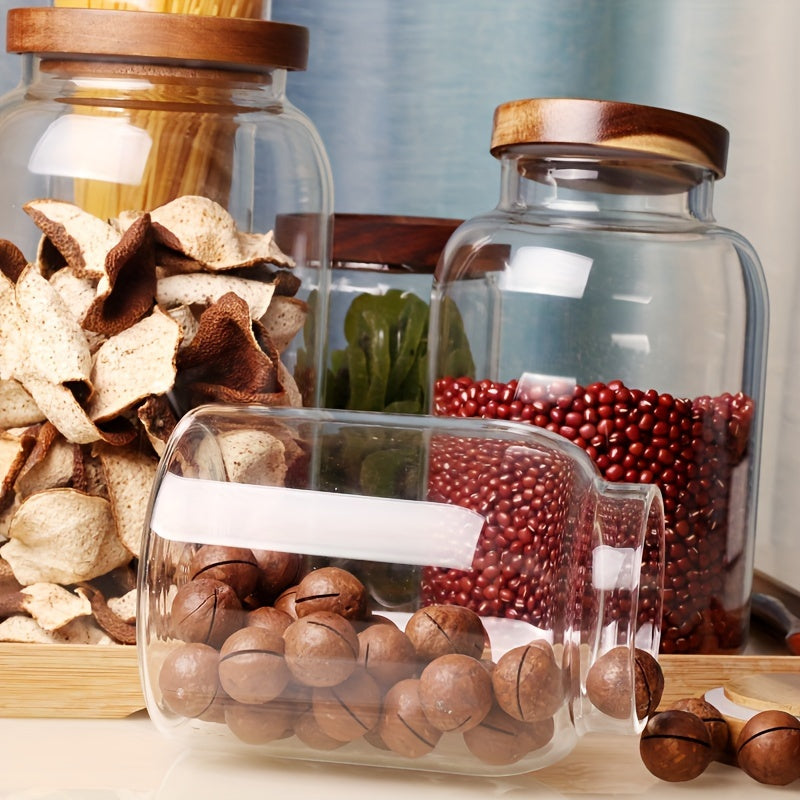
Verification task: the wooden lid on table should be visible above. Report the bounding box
[6,7,308,71]
[491,97,729,178]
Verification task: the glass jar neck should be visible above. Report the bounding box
[25,54,287,108]
[498,152,717,225]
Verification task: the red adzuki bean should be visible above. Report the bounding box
[429,377,754,654]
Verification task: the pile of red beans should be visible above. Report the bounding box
[430,376,755,654]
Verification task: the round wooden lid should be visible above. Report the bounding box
[491,98,729,178]
[332,214,462,271]
[6,7,308,71]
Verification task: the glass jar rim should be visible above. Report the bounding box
[490,98,729,180]
[6,7,308,72]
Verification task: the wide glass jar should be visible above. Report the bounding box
[429,98,769,655]
[0,7,330,646]
[139,404,664,776]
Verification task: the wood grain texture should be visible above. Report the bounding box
[0,643,143,719]
[332,214,461,271]
[659,654,800,708]
[6,8,308,71]
[490,98,728,177]
[724,672,800,715]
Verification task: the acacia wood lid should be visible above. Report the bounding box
[491,97,729,178]
[6,7,308,71]
[332,214,462,271]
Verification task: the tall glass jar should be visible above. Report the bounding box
[1,6,331,407]
[0,8,330,645]
[429,98,769,655]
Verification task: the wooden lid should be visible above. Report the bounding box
[6,7,308,71]
[332,214,462,271]
[491,98,729,178]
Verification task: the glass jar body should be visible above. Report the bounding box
[0,55,332,407]
[323,214,460,414]
[139,404,664,775]
[0,46,331,640]
[430,153,769,655]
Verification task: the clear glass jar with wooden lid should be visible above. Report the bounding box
[324,214,461,414]
[0,6,331,644]
[428,98,769,655]
[0,6,332,408]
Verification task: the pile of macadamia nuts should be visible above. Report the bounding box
[153,546,655,769]
[640,696,800,786]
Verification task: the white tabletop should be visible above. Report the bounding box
[0,711,793,799]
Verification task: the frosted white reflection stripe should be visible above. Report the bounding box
[150,472,484,570]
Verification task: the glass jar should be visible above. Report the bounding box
[1,7,331,407]
[324,214,460,413]
[139,404,664,775]
[429,98,769,655]
[0,8,330,643]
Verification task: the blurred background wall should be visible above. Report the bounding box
[2,0,798,588]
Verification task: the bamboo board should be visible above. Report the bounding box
[0,643,143,718]
[0,642,796,720]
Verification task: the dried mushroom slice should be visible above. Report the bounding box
[19,582,92,631]
[177,292,279,398]
[87,308,180,423]
[79,584,136,644]
[166,304,199,350]
[0,379,45,429]
[150,195,293,270]
[136,395,177,457]
[0,488,130,585]
[0,272,27,381]
[20,377,101,445]
[0,427,38,513]
[96,443,158,558]
[108,589,136,624]
[217,428,287,486]
[83,213,157,336]
[261,295,308,353]
[156,272,276,320]
[0,239,27,283]
[23,199,121,279]
[14,424,75,500]
[15,264,92,387]
[0,614,113,644]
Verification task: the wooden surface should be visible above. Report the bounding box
[724,671,800,715]
[658,653,800,707]
[1,641,797,720]
[0,643,143,718]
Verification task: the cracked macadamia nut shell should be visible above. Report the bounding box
[639,709,713,782]
[294,566,368,620]
[404,603,487,661]
[736,709,800,786]
[218,626,290,704]
[492,640,563,722]
[189,545,261,602]
[418,653,493,733]
[283,610,359,687]
[586,646,664,720]
[158,642,221,718]
[170,577,243,648]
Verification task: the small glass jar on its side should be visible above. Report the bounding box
[323,214,460,414]
[429,98,769,655]
[139,404,665,775]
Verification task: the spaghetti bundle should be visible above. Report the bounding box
[54,1,264,16]
[52,0,266,217]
